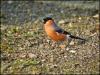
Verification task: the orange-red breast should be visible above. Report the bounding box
[43,17,85,42]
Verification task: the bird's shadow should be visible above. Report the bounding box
[77,36,93,45]
[77,39,86,45]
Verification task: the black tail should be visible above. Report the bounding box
[63,31,86,41]
[69,35,86,41]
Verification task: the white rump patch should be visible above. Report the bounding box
[66,34,71,39]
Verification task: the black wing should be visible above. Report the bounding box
[52,23,85,40]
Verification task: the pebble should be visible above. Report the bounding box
[19,47,24,50]
[50,64,57,68]
[78,17,82,20]
[58,20,65,24]
[59,44,66,49]
[34,19,40,24]
[47,39,51,43]
[68,22,73,27]
[58,20,69,24]
[69,41,75,45]
[93,14,99,18]
[19,53,26,58]
[28,53,37,58]
[66,47,69,51]
[64,55,67,58]
[8,1,13,4]
[41,59,46,62]
[69,50,76,53]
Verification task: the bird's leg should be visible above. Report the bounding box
[66,34,72,46]
[51,40,56,47]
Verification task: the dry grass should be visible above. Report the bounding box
[1,16,99,74]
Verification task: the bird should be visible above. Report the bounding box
[43,17,86,44]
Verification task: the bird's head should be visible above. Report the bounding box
[43,17,53,24]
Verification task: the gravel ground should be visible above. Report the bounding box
[1,1,99,74]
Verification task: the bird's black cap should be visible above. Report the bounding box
[43,17,53,24]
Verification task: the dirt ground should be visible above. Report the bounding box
[1,1,99,74]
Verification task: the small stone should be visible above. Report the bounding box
[59,50,65,54]
[69,50,76,53]
[68,23,73,27]
[47,39,50,43]
[58,20,69,24]
[19,53,26,58]
[51,64,57,68]
[41,59,46,62]
[59,44,66,49]
[58,20,65,24]
[93,14,99,18]
[28,53,36,58]
[60,10,64,13]
[69,41,75,45]
[90,32,97,37]
[66,47,69,51]
[53,64,57,68]
[8,1,13,4]
[79,17,82,20]
[34,19,40,24]
[64,55,67,58]
[50,55,53,63]
[19,47,24,50]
